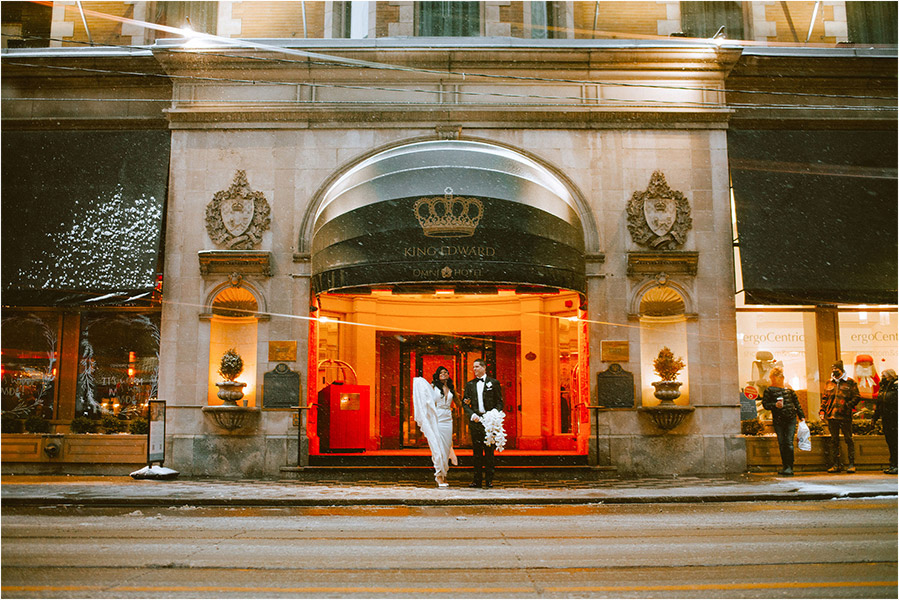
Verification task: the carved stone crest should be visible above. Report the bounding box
[206,170,271,249]
[626,171,692,250]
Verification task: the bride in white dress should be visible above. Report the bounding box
[412,366,458,487]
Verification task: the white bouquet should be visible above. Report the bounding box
[481,409,506,453]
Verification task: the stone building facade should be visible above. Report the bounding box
[2,2,895,478]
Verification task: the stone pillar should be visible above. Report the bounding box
[585,254,606,466]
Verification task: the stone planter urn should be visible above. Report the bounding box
[215,380,247,407]
[652,380,683,404]
[215,348,246,407]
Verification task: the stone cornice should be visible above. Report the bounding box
[162,106,732,129]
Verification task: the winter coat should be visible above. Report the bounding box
[761,386,804,425]
[820,376,861,420]
[873,378,897,423]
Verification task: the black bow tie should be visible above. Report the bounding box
[478,377,486,382]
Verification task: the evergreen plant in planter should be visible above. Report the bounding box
[639,346,694,432]
[215,348,247,406]
[70,415,99,434]
[24,415,52,434]
[651,346,686,404]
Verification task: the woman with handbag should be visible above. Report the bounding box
[762,366,805,476]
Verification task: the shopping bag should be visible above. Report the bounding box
[796,420,811,452]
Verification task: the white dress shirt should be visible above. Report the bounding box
[476,377,486,413]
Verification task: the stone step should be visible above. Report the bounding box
[307,453,591,467]
[280,464,616,483]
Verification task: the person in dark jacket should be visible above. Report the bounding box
[762,366,805,476]
[819,360,862,473]
[872,369,897,475]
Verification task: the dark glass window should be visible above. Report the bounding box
[680,1,744,39]
[1,312,59,420]
[418,1,480,37]
[531,1,565,39]
[0,1,52,48]
[76,312,160,419]
[152,1,218,37]
[333,1,353,38]
[847,1,898,44]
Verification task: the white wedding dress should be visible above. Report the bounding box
[412,377,458,484]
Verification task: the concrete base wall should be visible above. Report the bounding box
[168,434,299,478]
[166,409,299,478]
[593,405,747,476]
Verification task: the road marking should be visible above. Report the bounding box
[548,581,897,592]
[2,585,534,594]
[4,581,896,594]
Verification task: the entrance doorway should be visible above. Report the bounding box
[314,290,586,455]
[376,333,519,450]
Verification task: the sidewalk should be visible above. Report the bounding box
[2,472,896,507]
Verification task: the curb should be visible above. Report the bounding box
[3,489,895,508]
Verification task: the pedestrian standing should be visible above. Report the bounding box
[872,369,897,475]
[819,360,862,473]
[762,366,805,476]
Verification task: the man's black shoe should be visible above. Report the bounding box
[484,482,493,489]
[468,482,482,488]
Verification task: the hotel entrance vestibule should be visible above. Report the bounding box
[313,291,585,455]
[306,139,594,456]
[386,332,518,451]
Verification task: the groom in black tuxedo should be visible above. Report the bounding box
[462,359,504,488]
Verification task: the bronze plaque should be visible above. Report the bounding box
[268,341,297,362]
[596,364,635,409]
[262,363,300,409]
[601,340,629,363]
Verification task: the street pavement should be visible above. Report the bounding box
[2,471,896,507]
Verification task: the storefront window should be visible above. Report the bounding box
[736,311,812,420]
[1,312,58,421]
[77,312,159,419]
[838,309,898,412]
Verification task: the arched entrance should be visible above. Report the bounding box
[304,139,596,456]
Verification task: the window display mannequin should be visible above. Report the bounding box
[853,354,880,411]
[750,351,781,420]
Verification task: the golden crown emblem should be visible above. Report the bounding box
[414,188,483,238]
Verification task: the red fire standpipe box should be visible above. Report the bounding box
[317,383,369,453]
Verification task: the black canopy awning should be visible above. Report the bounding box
[729,129,897,306]
[311,140,587,296]
[1,130,170,306]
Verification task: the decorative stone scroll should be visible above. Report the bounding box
[626,171,692,250]
[206,170,271,249]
